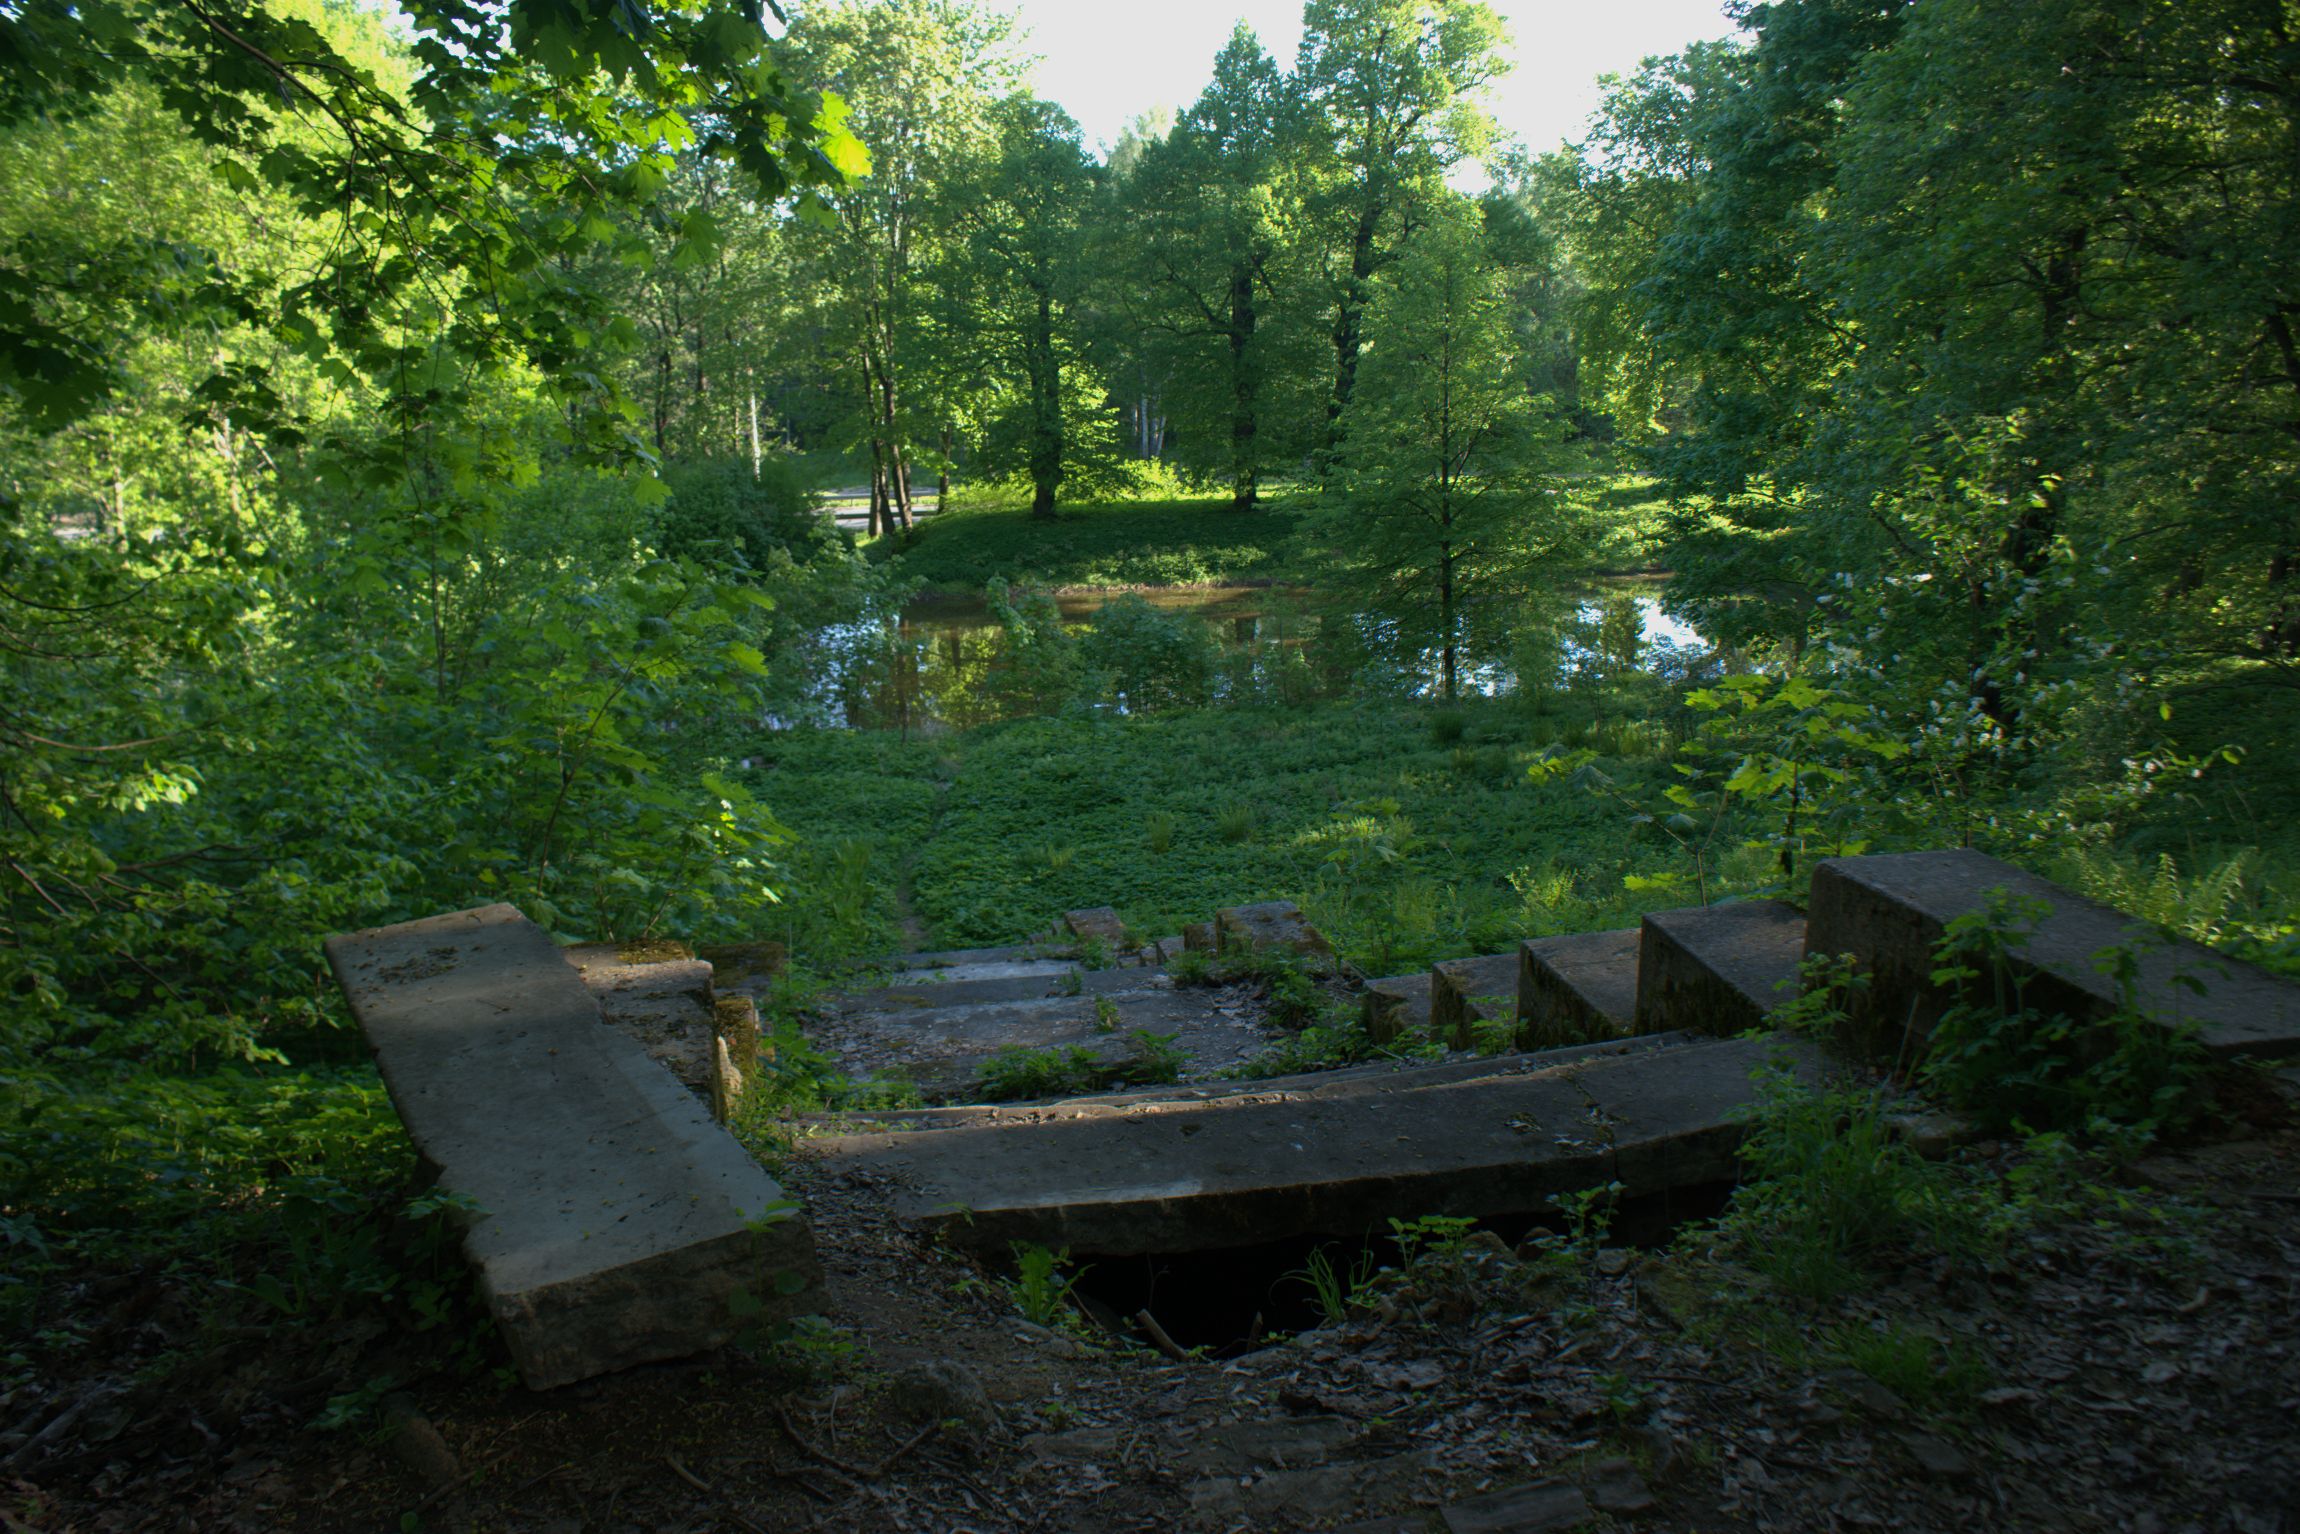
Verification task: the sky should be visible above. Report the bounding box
[1011,0,1743,160]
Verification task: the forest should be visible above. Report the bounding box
[3,0,2299,1526]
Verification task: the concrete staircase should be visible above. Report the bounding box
[323,849,2300,1386]
[806,851,2300,1259]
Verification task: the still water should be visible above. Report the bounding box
[791,584,1707,732]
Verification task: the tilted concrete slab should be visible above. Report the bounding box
[1808,850,2300,1059]
[1635,901,1806,1036]
[876,957,1078,988]
[809,1034,1702,1134]
[810,1035,1821,1255]
[325,905,821,1390]
[1432,954,1522,1049]
[1520,929,1639,1048]
[1362,972,1434,1043]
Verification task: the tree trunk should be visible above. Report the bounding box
[1228,256,1259,511]
[937,423,952,511]
[1324,200,1385,464]
[1027,288,1063,520]
[1438,537,1457,703]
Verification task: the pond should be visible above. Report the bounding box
[788,583,1710,732]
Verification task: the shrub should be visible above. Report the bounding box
[1079,594,1221,712]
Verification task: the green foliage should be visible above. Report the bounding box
[1289,1243,1378,1325]
[1920,892,2211,1138]
[884,493,1310,591]
[1144,811,1178,856]
[1833,1324,1992,1414]
[1078,595,1223,713]
[1722,1067,1988,1300]
[1006,1241,1085,1329]
[976,1028,1182,1101]
[1214,803,1259,844]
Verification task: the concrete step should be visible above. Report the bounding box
[325,904,820,1390]
[814,1032,1706,1132]
[838,964,1140,1014]
[1431,953,1522,1049]
[1520,928,1640,1048]
[805,985,1270,1100]
[809,1034,1825,1256]
[1635,900,1807,1036]
[1361,972,1434,1043]
[875,956,1078,988]
[884,942,1068,970]
[1809,850,2300,1060]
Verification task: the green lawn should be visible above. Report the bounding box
[875,487,1317,593]
[734,689,1769,975]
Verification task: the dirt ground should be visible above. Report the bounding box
[9,1079,2299,1534]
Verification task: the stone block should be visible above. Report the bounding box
[1807,849,2300,1059]
[1519,928,1639,1048]
[696,939,786,990]
[1064,906,1127,949]
[1182,921,1216,953]
[1362,972,1434,1044]
[1431,954,1520,1049]
[1215,900,1336,969]
[1634,900,1806,1036]
[327,905,821,1390]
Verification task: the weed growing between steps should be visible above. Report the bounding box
[975,1029,1186,1101]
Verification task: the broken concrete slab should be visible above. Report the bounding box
[809,1035,1821,1257]
[561,942,717,1096]
[806,986,1261,1100]
[841,965,1142,1014]
[1063,906,1128,948]
[1520,928,1639,1048]
[325,905,821,1390]
[1363,972,1434,1044]
[1635,900,1807,1036]
[1216,900,1337,967]
[1807,849,2300,1059]
[694,939,786,990]
[1431,954,1522,1049]
[888,942,1065,970]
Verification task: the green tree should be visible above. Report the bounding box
[1295,0,1510,459]
[784,0,1021,533]
[1111,25,1325,509]
[1323,202,1586,699]
[932,98,1133,519]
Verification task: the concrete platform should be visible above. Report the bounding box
[1431,954,1522,1049]
[325,905,820,1390]
[1362,972,1434,1043]
[1520,928,1640,1048]
[1808,850,2300,1059]
[811,1035,1822,1256]
[1635,901,1807,1036]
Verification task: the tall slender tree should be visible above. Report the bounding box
[1295,0,1508,461]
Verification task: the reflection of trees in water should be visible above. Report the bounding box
[822,586,1711,729]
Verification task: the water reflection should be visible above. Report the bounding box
[796,584,1709,732]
